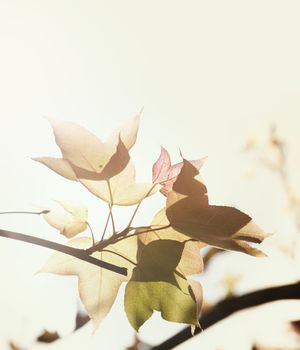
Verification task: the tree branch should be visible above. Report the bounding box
[150,281,300,350]
[0,229,127,276]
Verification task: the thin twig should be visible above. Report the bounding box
[108,204,116,235]
[100,210,111,241]
[127,184,157,228]
[0,210,49,215]
[106,180,116,234]
[0,229,127,276]
[86,222,95,246]
[115,224,171,244]
[85,225,170,254]
[102,249,137,266]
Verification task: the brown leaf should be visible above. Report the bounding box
[37,330,60,343]
[75,311,90,331]
[166,160,269,256]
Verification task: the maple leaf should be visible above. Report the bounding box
[79,160,158,206]
[124,239,200,331]
[34,114,137,180]
[166,160,269,256]
[139,208,205,276]
[41,236,137,329]
[137,209,204,326]
[33,114,157,205]
[42,201,88,238]
[152,147,206,195]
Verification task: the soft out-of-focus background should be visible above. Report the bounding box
[0,1,300,349]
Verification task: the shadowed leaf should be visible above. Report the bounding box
[79,161,158,205]
[75,311,90,331]
[34,114,140,180]
[139,209,204,276]
[166,160,269,256]
[124,240,199,330]
[152,147,206,195]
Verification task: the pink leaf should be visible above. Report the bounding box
[152,147,171,184]
[152,147,206,195]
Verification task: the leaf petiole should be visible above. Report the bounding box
[126,184,157,228]
[86,222,95,246]
[100,209,111,241]
[106,180,116,235]
[101,249,137,266]
[0,210,50,216]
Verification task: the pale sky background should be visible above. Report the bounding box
[1,1,300,349]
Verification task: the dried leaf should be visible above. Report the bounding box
[37,330,60,343]
[166,160,269,256]
[75,311,90,331]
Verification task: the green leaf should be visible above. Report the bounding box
[139,208,204,276]
[124,239,199,330]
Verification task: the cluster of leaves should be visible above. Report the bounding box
[34,114,269,332]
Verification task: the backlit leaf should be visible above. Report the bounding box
[152,147,206,195]
[124,239,199,330]
[32,157,77,180]
[139,209,204,276]
[79,161,158,205]
[42,201,88,238]
[166,160,269,256]
[41,236,137,329]
[34,114,140,183]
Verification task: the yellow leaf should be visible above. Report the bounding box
[34,114,140,180]
[48,118,108,171]
[42,201,88,238]
[106,112,140,152]
[41,236,137,329]
[139,209,204,276]
[79,161,158,205]
[32,157,77,180]
[33,115,155,205]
